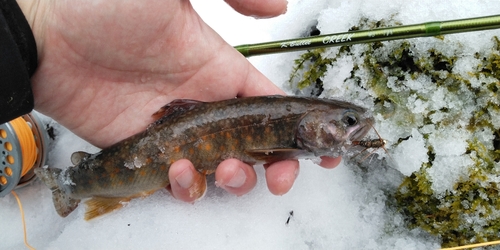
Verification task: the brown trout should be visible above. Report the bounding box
[35,96,374,220]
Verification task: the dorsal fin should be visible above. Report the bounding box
[71,151,92,165]
[151,99,204,126]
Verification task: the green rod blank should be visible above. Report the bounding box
[235,15,500,57]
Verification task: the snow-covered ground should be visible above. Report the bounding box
[2,0,499,249]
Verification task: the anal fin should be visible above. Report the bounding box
[84,197,132,221]
[84,190,160,220]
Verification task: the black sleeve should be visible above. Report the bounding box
[0,0,38,124]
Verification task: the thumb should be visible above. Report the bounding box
[224,0,288,18]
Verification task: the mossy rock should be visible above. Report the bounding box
[288,17,500,247]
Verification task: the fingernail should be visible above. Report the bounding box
[282,3,288,15]
[225,168,246,188]
[175,169,194,189]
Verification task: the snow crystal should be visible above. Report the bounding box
[428,127,470,156]
[406,94,429,115]
[61,168,76,186]
[427,155,473,195]
[321,56,355,97]
[452,57,481,79]
[124,157,144,170]
[490,107,500,129]
[474,127,495,150]
[392,128,428,176]
[429,87,448,111]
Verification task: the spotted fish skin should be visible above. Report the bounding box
[35,95,374,220]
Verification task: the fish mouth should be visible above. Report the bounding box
[348,124,371,142]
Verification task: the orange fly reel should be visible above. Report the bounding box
[0,112,48,197]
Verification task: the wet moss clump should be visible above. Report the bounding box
[289,17,500,247]
[289,48,334,96]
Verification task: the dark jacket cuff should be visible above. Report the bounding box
[0,0,38,124]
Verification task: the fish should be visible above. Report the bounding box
[35,95,374,220]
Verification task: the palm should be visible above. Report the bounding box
[31,0,282,147]
[23,0,336,200]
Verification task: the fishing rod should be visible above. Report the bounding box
[235,14,500,57]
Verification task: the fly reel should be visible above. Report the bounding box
[0,112,48,197]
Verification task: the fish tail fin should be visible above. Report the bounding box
[35,167,80,217]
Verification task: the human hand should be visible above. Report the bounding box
[18,0,341,202]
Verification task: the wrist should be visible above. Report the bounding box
[16,0,48,59]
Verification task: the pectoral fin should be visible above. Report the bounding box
[245,148,306,163]
[151,99,204,126]
[189,171,207,200]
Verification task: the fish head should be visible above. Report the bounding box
[295,108,374,156]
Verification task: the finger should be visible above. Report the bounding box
[224,0,288,18]
[168,159,207,202]
[215,159,257,196]
[264,159,299,195]
[319,156,342,169]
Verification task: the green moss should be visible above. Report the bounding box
[289,48,337,92]
[480,37,500,79]
[397,138,500,247]
[289,16,500,247]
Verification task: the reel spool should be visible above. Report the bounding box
[0,112,48,197]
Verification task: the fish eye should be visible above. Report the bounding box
[342,112,358,126]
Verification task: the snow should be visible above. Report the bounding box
[427,155,473,195]
[392,129,428,177]
[1,0,499,249]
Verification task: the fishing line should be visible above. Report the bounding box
[9,117,37,177]
[11,190,35,250]
[440,240,500,250]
